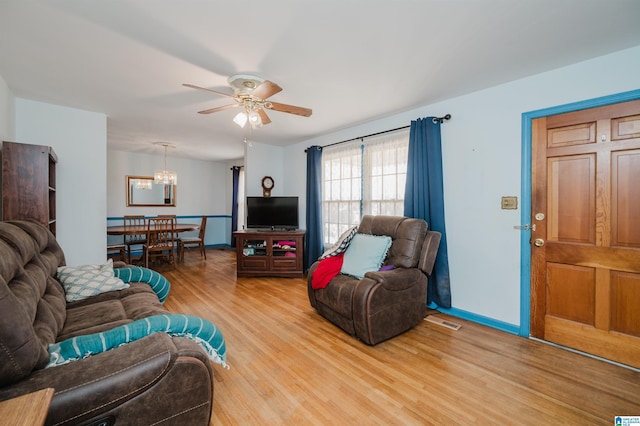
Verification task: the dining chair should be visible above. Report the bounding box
[157,214,176,219]
[178,216,207,261]
[123,215,147,264]
[143,217,176,269]
[157,214,180,256]
[106,244,127,262]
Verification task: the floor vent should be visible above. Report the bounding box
[425,315,462,331]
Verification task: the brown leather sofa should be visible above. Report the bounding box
[0,220,213,425]
[307,215,441,345]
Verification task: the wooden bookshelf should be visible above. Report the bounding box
[1,141,57,235]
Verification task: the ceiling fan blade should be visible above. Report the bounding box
[197,104,240,114]
[266,101,312,117]
[183,83,235,99]
[257,108,272,125]
[251,80,282,100]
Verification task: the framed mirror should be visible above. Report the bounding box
[126,175,176,207]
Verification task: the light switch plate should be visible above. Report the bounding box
[501,196,518,210]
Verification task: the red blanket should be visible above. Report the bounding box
[311,253,344,290]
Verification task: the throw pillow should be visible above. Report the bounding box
[340,233,392,279]
[320,225,358,260]
[57,259,129,302]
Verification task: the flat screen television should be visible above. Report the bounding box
[246,196,299,230]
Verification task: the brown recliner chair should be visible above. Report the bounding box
[307,215,441,345]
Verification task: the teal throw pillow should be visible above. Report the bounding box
[340,233,392,279]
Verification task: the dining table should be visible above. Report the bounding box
[107,222,200,267]
[106,223,199,235]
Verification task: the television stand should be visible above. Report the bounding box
[234,229,305,278]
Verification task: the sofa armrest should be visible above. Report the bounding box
[0,333,213,425]
[363,268,425,291]
[353,268,428,344]
[419,231,442,275]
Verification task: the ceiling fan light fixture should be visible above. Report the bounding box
[248,109,261,126]
[233,111,248,128]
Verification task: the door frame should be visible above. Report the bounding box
[519,88,640,337]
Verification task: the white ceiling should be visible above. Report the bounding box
[1,0,640,162]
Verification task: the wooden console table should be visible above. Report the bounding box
[234,230,305,278]
[0,387,54,426]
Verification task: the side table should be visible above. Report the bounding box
[0,388,54,426]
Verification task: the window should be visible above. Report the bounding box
[321,130,409,245]
[322,143,362,244]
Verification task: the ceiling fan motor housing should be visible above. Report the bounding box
[228,74,265,95]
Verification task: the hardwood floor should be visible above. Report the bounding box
[158,249,640,425]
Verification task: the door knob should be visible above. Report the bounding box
[534,238,545,247]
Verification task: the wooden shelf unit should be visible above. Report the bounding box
[1,141,57,235]
[234,230,305,278]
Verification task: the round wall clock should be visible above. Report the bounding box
[261,176,274,197]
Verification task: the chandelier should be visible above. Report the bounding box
[153,143,177,185]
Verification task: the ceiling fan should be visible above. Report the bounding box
[183,74,312,128]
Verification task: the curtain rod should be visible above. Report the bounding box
[230,165,244,170]
[311,114,451,151]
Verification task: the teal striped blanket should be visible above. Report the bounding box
[114,267,171,303]
[47,314,228,369]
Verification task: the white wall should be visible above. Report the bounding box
[282,143,307,221]
[281,45,640,327]
[14,99,107,266]
[107,149,232,246]
[107,150,227,217]
[0,74,15,141]
[245,142,285,197]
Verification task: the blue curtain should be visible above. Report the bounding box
[305,146,324,270]
[404,117,451,308]
[231,166,241,247]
